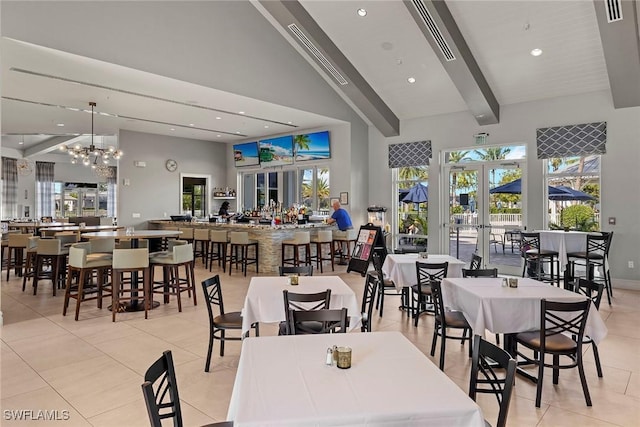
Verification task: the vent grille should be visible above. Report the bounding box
[411,0,456,61]
[606,0,623,22]
[287,23,349,85]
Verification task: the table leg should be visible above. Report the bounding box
[504,333,538,383]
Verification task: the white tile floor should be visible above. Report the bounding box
[2,260,639,426]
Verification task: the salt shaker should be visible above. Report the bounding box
[502,278,508,287]
[325,347,334,366]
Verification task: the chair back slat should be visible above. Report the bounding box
[141,350,183,427]
[361,273,379,332]
[541,299,590,346]
[575,278,604,310]
[202,275,224,318]
[288,307,348,335]
[278,266,313,276]
[462,268,498,278]
[283,289,331,312]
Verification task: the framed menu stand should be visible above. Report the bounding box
[347,223,387,276]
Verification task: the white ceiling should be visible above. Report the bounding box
[0,1,626,156]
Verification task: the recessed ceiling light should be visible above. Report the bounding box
[530,48,543,57]
[357,8,367,17]
[407,77,416,84]
[287,121,292,124]
[18,140,24,145]
[235,131,241,134]
[217,134,221,137]
[189,123,194,127]
[170,128,175,131]
[264,125,270,129]
[238,111,245,115]
[56,123,65,127]
[216,117,222,120]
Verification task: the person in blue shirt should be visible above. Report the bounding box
[327,200,353,231]
[328,201,354,263]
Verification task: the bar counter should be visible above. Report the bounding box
[148,220,333,274]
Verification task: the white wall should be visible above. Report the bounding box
[369,90,640,282]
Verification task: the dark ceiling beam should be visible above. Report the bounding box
[404,0,500,125]
[593,0,640,108]
[257,0,400,137]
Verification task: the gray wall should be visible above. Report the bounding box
[118,130,227,227]
[369,90,640,283]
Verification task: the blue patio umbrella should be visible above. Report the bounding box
[402,183,428,204]
[548,186,596,201]
[489,178,567,196]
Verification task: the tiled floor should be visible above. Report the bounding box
[2,260,639,426]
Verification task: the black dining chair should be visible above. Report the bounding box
[411,261,448,326]
[142,350,233,427]
[279,289,331,335]
[574,278,605,377]
[371,249,401,317]
[469,335,516,427]
[201,275,259,372]
[521,232,560,286]
[462,268,498,278]
[278,265,314,276]
[361,272,379,332]
[287,307,348,335]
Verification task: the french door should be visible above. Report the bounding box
[443,161,525,275]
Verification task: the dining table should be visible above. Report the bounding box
[41,224,123,236]
[241,275,361,335]
[227,331,485,427]
[536,230,591,272]
[381,253,467,292]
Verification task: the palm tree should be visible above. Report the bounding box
[294,134,311,152]
[474,147,511,186]
[448,151,469,207]
[399,166,428,187]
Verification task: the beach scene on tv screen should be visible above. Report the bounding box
[259,136,293,166]
[234,142,260,167]
[295,131,331,161]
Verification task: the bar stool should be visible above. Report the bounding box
[310,230,334,273]
[281,231,311,267]
[21,237,41,292]
[208,230,229,272]
[567,232,612,304]
[32,238,69,296]
[149,242,196,312]
[111,248,151,322]
[161,227,179,250]
[178,227,194,244]
[193,228,210,265]
[332,229,358,264]
[228,231,259,276]
[521,232,560,286]
[5,233,32,281]
[63,242,113,320]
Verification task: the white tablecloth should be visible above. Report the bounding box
[382,254,466,291]
[227,331,485,427]
[537,230,590,272]
[441,277,608,344]
[241,276,361,334]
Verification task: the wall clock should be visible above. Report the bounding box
[165,159,178,172]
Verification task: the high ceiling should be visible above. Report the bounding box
[2,1,639,156]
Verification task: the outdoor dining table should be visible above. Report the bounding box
[381,253,467,291]
[241,275,361,335]
[227,331,485,427]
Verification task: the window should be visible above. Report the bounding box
[393,165,429,251]
[239,165,330,213]
[54,182,110,218]
[546,155,600,231]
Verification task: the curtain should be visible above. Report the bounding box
[536,122,606,159]
[107,167,117,218]
[1,157,18,219]
[388,141,432,168]
[35,161,55,218]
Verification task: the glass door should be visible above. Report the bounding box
[444,160,525,275]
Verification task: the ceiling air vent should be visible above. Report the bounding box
[606,0,623,22]
[287,23,349,85]
[411,0,456,61]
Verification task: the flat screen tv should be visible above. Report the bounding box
[259,135,294,167]
[294,130,331,161]
[233,141,260,167]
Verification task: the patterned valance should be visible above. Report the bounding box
[536,122,606,159]
[388,140,432,168]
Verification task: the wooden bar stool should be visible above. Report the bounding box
[208,230,229,272]
[32,238,69,296]
[332,229,358,265]
[21,236,40,292]
[310,230,334,273]
[63,242,113,321]
[178,227,194,244]
[282,231,311,267]
[5,233,32,281]
[111,248,151,322]
[150,242,196,312]
[193,228,210,265]
[228,232,258,276]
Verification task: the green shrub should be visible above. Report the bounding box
[561,205,598,231]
